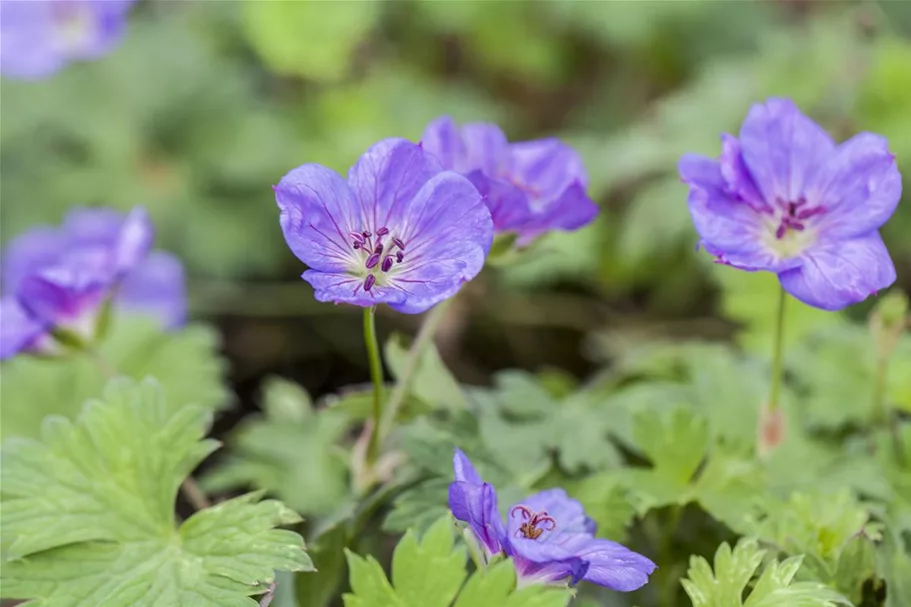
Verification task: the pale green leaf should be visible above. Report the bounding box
[632,406,709,485]
[0,378,311,606]
[0,316,228,439]
[390,518,465,607]
[201,377,351,517]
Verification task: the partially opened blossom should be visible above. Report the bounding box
[274,138,494,314]
[0,0,136,80]
[0,206,186,360]
[449,449,656,590]
[421,116,598,245]
[679,97,902,311]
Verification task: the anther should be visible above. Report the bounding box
[796,206,825,220]
[350,231,366,244]
[381,256,394,272]
[366,253,381,269]
[374,243,384,254]
[362,231,371,238]
[392,237,405,251]
[364,274,375,291]
[376,227,390,237]
[775,224,787,240]
[396,251,404,263]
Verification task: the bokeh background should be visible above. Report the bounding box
[2,0,910,402]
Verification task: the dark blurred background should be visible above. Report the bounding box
[2,0,910,418]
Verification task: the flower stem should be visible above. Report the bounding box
[363,306,385,464]
[377,299,452,449]
[767,285,787,412]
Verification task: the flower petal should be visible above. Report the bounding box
[421,116,463,171]
[719,134,767,210]
[0,0,63,79]
[506,139,588,202]
[516,181,598,246]
[347,138,443,232]
[552,535,656,591]
[301,269,407,310]
[466,173,531,233]
[421,117,509,176]
[275,164,361,272]
[808,132,902,238]
[778,232,896,311]
[679,154,795,272]
[510,537,589,586]
[1,226,66,295]
[387,171,493,314]
[453,448,483,485]
[508,489,596,539]
[739,97,834,204]
[449,481,506,557]
[117,251,187,329]
[0,297,46,360]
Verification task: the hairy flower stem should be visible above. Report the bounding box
[364,306,385,464]
[767,285,787,412]
[377,298,452,450]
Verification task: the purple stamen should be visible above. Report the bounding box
[350,231,366,244]
[364,274,375,291]
[775,223,787,240]
[796,206,825,220]
[353,242,361,250]
[376,227,390,237]
[366,253,381,269]
[381,256,394,272]
[362,231,371,238]
[392,237,405,251]
[374,243,384,254]
[396,251,404,263]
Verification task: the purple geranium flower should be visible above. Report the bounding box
[421,116,598,246]
[679,97,902,311]
[274,138,494,314]
[0,0,136,80]
[0,206,186,360]
[449,449,656,590]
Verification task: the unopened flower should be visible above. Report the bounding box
[449,449,656,590]
[274,138,493,314]
[679,97,902,311]
[421,117,598,246]
[0,207,186,359]
[0,0,136,80]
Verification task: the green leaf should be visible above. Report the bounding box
[832,533,879,604]
[243,0,381,82]
[383,478,451,535]
[200,377,351,517]
[344,518,571,607]
[0,378,312,606]
[570,473,637,540]
[682,538,849,607]
[295,521,349,607]
[632,406,709,486]
[385,332,467,412]
[0,316,228,439]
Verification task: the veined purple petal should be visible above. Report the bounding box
[551,534,657,591]
[506,139,588,202]
[421,116,464,172]
[679,154,796,272]
[465,172,531,233]
[422,117,509,176]
[16,261,108,327]
[117,251,186,329]
[739,98,834,204]
[510,537,589,586]
[719,134,766,210]
[275,164,361,272]
[508,489,597,539]
[301,269,406,309]
[347,138,443,232]
[386,172,492,314]
[0,297,47,360]
[449,481,506,558]
[453,448,483,485]
[515,181,598,246]
[2,227,67,294]
[779,232,896,311]
[807,132,902,238]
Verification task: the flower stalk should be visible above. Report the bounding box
[363,306,385,464]
[768,285,787,412]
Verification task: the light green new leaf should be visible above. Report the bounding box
[0,316,228,439]
[682,538,849,607]
[633,406,709,485]
[201,377,351,517]
[0,378,312,606]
